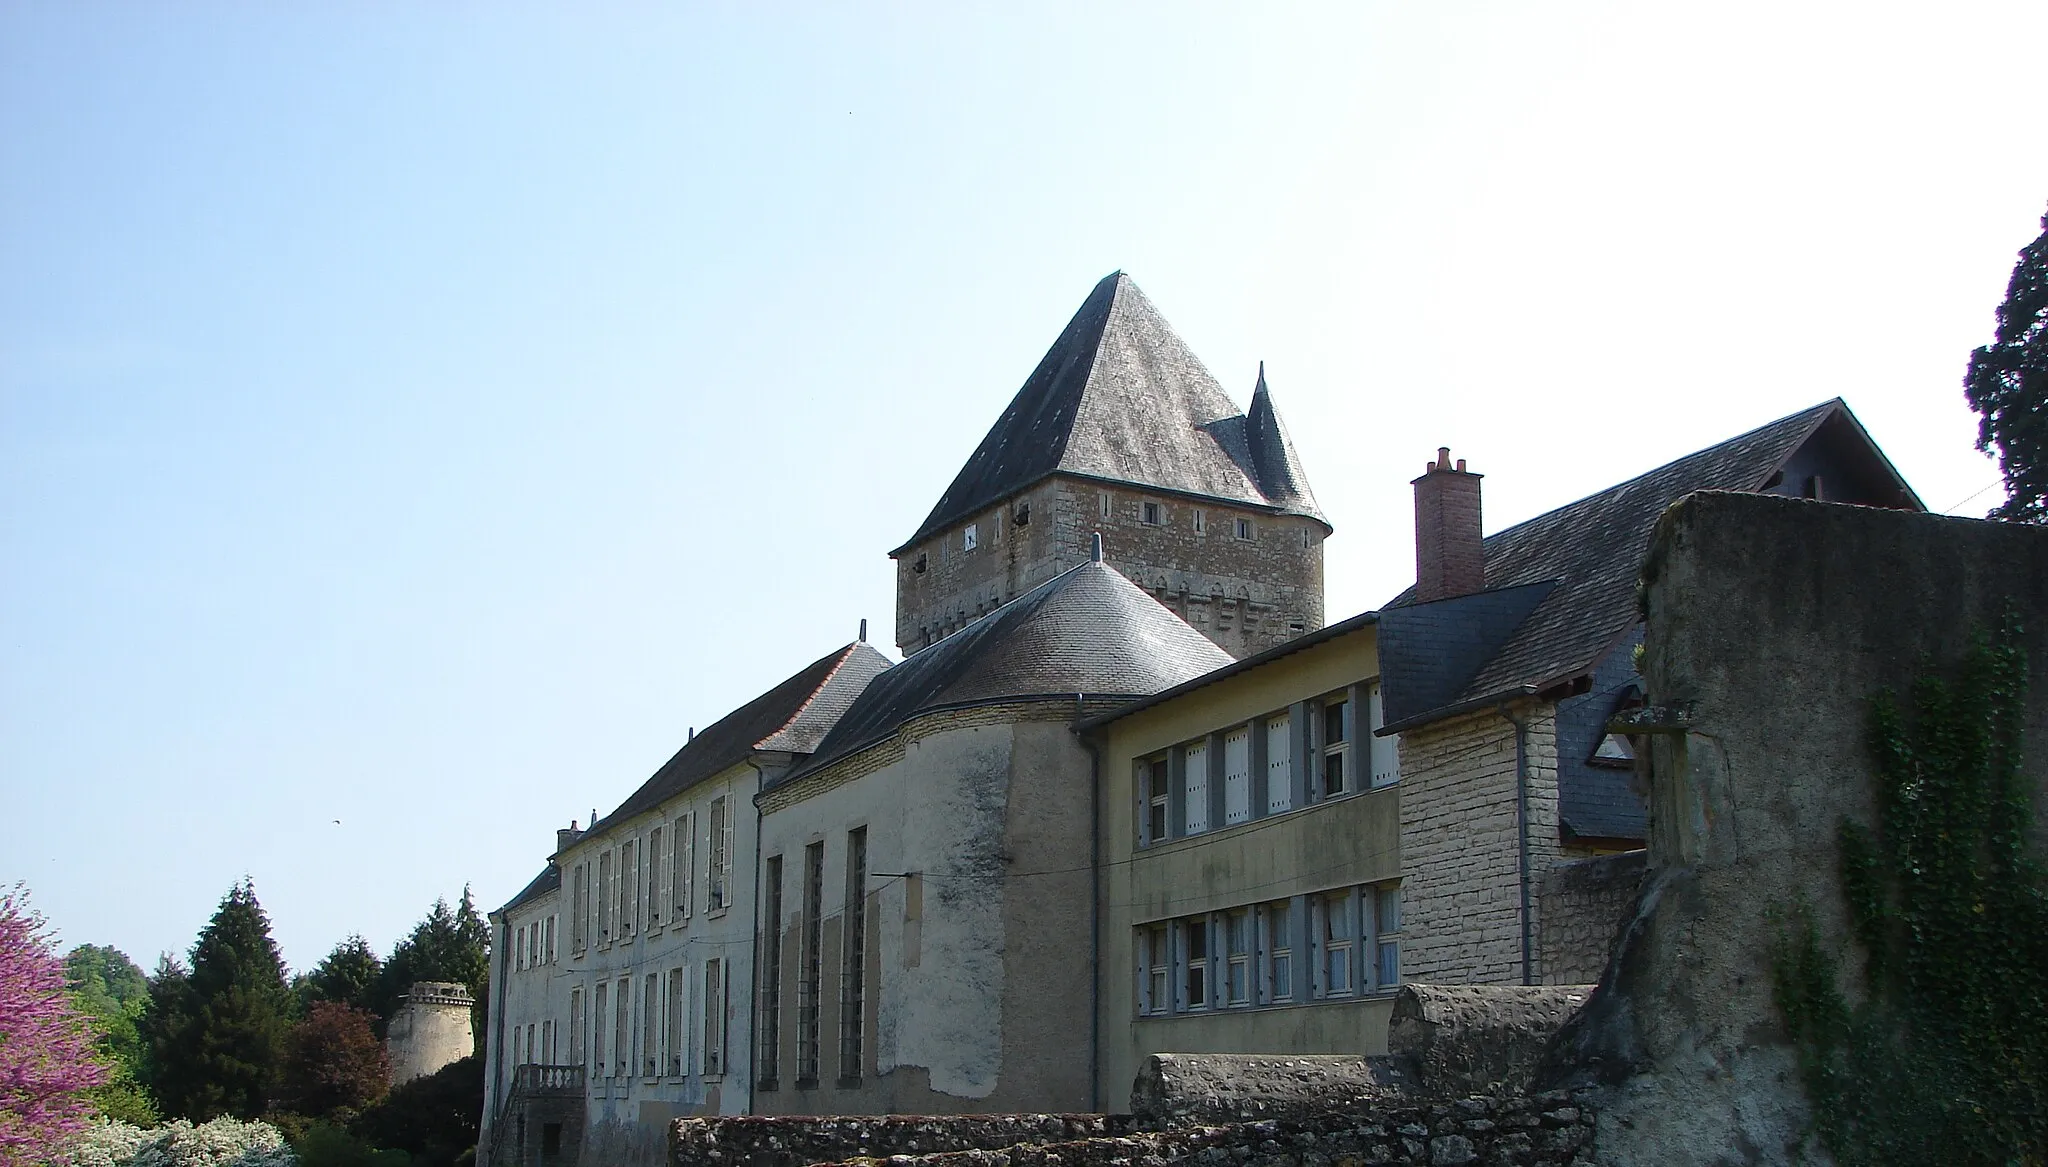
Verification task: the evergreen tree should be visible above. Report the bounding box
[304,935,383,1014]
[138,954,195,1109]
[1965,204,2048,522]
[377,888,491,1052]
[150,880,294,1121]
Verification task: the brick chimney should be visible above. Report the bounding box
[556,820,584,856]
[1413,447,1485,603]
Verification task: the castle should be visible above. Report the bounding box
[479,273,1920,1167]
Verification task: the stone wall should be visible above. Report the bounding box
[1386,985,1591,1100]
[387,981,476,1085]
[1127,1054,1417,1130]
[808,1094,1597,1166]
[670,1114,1118,1166]
[1534,852,1644,987]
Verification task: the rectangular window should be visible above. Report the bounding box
[1375,886,1401,990]
[708,798,732,912]
[1180,918,1210,1011]
[1140,756,1170,845]
[1265,715,1293,814]
[1368,682,1400,788]
[1183,740,1210,835]
[1262,900,1293,1002]
[1225,909,1251,1006]
[543,1018,554,1063]
[1235,517,1254,540]
[592,982,608,1076]
[702,959,726,1076]
[1140,924,1170,1016]
[667,968,688,1076]
[797,840,824,1084]
[570,987,585,1065]
[642,973,660,1076]
[647,827,664,928]
[840,827,868,1082]
[1099,491,1112,520]
[572,865,588,951]
[1141,501,1162,525]
[621,841,639,937]
[758,854,782,1085]
[515,925,525,972]
[1222,728,1251,826]
[675,811,694,921]
[1317,890,1355,998]
[614,978,632,1078]
[543,916,555,964]
[597,852,614,944]
[1322,696,1351,798]
[963,523,978,551]
[1192,508,1206,535]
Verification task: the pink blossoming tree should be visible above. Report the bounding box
[0,887,108,1164]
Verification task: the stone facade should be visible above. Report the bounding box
[1532,853,1644,988]
[892,474,1326,660]
[388,981,477,1085]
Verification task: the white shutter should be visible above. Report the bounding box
[1369,682,1400,788]
[1183,742,1210,834]
[1222,729,1251,825]
[1265,715,1293,813]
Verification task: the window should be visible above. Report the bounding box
[675,811,694,921]
[1141,501,1162,525]
[1099,491,1112,520]
[1375,886,1402,989]
[572,865,588,951]
[592,982,608,1076]
[1222,729,1251,826]
[1140,756,1170,845]
[708,798,731,911]
[622,841,639,936]
[597,852,613,943]
[1225,910,1252,1006]
[1013,501,1030,527]
[647,827,664,928]
[797,841,824,1085]
[1321,695,1351,798]
[570,987,585,1065]
[528,1023,536,1067]
[1183,740,1210,835]
[544,916,555,964]
[613,978,631,1078]
[1235,517,1254,540]
[1265,714,1293,814]
[667,968,689,1076]
[1140,925,1170,1016]
[963,523,978,551]
[913,552,928,574]
[757,854,782,1084]
[543,1018,554,1063]
[1193,508,1206,535]
[528,922,538,968]
[1262,900,1293,1002]
[515,925,525,972]
[1302,526,1313,549]
[1367,681,1400,788]
[643,973,660,1076]
[1316,890,1356,998]
[1180,918,1210,1011]
[702,959,727,1076]
[840,827,868,1083]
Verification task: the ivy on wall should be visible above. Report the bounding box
[1773,622,2046,1165]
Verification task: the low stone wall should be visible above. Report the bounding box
[1130,1053,1418,1129]
[1386,985,1591,1099]
[671,1114,1118,1166]
[818,1093,1597,1166]
[1536,852,1645,987]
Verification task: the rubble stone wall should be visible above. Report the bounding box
[1534,852,1644,987]
[670,1114,1117,1167]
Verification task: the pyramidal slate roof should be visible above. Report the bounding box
[773,554,1233,788]
[896,273,1326,553]
[1381,397,1920,728]
[588,640,894,836]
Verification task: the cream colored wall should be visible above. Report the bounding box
[1095,625,1399,1107]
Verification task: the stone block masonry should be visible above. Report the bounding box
[1534,853,1644,988]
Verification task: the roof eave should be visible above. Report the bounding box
[1076,608,1379,733]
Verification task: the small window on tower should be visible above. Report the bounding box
[1014,502,1030,526]
[1235,517,1255,541]
[913,553,928,575]
[963,524,978,551]
[1193,509,1206,535]
[1099,492,1113,520]
[1141,501,1162,525]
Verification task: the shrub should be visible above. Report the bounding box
[52,1117,296,1167]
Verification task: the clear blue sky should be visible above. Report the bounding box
[5,3,2044,974]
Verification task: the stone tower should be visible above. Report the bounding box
[892,272,1328,659]
[385,981,476,1085]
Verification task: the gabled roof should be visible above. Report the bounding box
[1381,398,1920,731]
[895,273,1327,553]
[587,640,894,837]
[497,862,560,917]
[772,555,1233,789]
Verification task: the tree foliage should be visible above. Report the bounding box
[141,880,293,1122]
[278,1002,390,1120]
[1773,624,2047,1164]
[63,944,157,1124]
[302,935,382,1016]
[1965,205,2048,522]
[0,887,109,1162]
[377,888,490,1055]
[350,1055,482,1167]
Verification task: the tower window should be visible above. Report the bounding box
[1141,501,1162,525]
[1099,492,1113,520]
[913,553,928,574]
[1235,518,1255,541]
[963,524,978,551]
[1014,502,1030,526]
[1302,527,1312,549]
[1192,509,1206,535]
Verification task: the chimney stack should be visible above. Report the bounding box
[1412,446,1485,603]
[556,819,584,855]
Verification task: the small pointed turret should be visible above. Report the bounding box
[1244,363,1323,519]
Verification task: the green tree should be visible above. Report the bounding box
[1965,204,2048,522]
[303,936,382,1015]
[350,1055,482,1167]
[139,955,195,1112]
[146,880,295,1121]
[278,1002,390,1120]
[377,889,490,1052]
[64,943,158,1124]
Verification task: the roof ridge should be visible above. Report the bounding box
[751,641,865,749]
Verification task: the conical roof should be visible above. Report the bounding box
[896,273,1328,552]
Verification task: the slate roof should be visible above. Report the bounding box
[773,555,1233,788]
[497,862,561,916]
[896,273,1326,553]
[587,640,894,837]
[1381,398,1918,728]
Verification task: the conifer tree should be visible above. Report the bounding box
[377,888,491,1050]
[138,954,194,1108]
[147,880,293,1121]
[303,934,382,1014]
[1966,204,2048,522]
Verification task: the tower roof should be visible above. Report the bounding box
[895,273,1328,553]
[772,556,1233,788]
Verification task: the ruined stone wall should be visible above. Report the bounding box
[671,1114,1118,1167]
[1534,852,1644,987]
